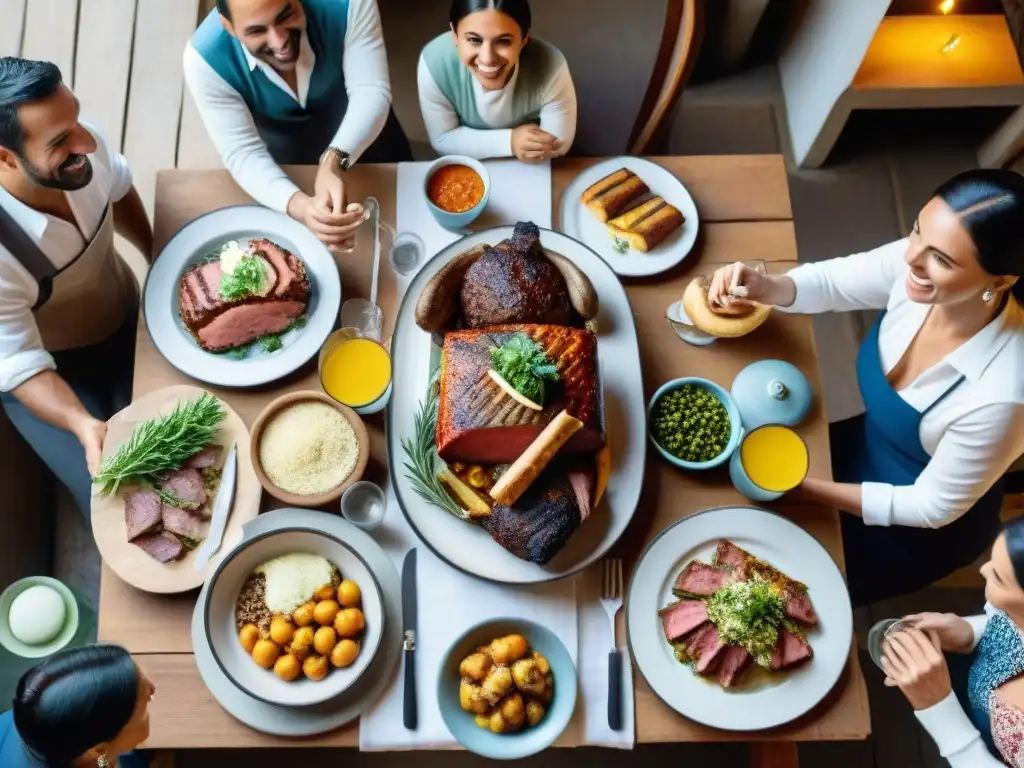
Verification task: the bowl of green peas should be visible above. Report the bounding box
[647,378,742,470]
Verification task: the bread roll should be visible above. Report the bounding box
[585,176,649,223]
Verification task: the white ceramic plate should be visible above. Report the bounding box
[191,509,402,736]
[626,507,853,731]
[387,226,646,584]
[143,205,341,388]
[559,157,700,278]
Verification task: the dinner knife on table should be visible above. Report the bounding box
[402,547,418,730]
[193,444,238,570]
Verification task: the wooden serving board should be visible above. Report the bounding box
[90,384,262,594]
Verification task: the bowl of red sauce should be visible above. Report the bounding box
[424,156,490,231]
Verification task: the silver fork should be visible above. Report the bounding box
[600,558,624,731]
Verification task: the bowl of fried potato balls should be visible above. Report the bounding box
[203,527,385,707]
[439,618,577,760]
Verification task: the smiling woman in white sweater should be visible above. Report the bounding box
[418,0,577,162]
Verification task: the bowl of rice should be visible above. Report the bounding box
[250,391,370,506]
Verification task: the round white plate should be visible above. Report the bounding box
[191,508,402,736]
[559,157,700,278]
[144,205,341,388]
[626,506,853,731]
[388,226,646,584]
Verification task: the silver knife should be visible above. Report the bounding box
[194,444,238,570]
[402,547,418,730]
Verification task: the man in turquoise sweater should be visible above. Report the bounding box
[184,0,410,253]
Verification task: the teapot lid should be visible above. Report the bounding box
[730,360,812,430]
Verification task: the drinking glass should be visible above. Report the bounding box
[389,232,426,276]
[867,618,907,670]
[340,298,383,343]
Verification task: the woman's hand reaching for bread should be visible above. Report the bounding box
[707,263,796,310]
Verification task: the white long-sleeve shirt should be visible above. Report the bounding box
[182,0,391,214]
[416,50,577,160]
[914,604,1006,766]
[0,123,133,392]
[779,238,1024,528]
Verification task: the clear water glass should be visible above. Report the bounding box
[340,481,387,531]
[868,618,907,670]
[339,298,383,342]
[389,232,425,276]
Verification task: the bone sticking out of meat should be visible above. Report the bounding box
[568,466,595,522]
[481,464,582,565]
[770,628,814,670]
[717,646,753,688]
[133,531,185,563]
[185,444,222,469]
[124,489,163,541]
[659,599,709,642]
[489,410,584,507]
[161,468,207,509]
[674,560,732,596]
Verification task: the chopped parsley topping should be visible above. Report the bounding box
[489,332,559,405]
[706,578,784,668]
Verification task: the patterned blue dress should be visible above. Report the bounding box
[968,609,1024,764]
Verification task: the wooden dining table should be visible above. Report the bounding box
[97,154,869,766]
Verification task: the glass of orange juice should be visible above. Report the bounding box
[318,329,393,415]
[728,424,809,502]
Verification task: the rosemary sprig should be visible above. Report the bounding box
[93,393,225,497]
[400,370,471,522]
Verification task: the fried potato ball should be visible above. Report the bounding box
[313,626,337,656]
[273,654,301,682]
[313,599,340,627]
[303,654,329,681]
[487,709,508,734]
[526,700,546,727]
[489,634,529,665]
[460,680,490,714]
[333,608,365,638]
[314,583,337,602]
[537,673,554,704]
[292,601,316,627]
[337,579,361,607]
[500,692,526,730]
[474,714,491,729]
[288,625,315,660]
[251,639,280,669]
[269,615,295,646]
[238,624,259,655]
[330,639,360,668]
[482,665,514,705]
[459,652,493,682]
[511,658,546,696]
[532,650,551,676]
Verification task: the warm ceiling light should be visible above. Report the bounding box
[939,0,955,14]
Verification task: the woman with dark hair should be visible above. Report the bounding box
[418,0,577,162]
[881,517,1024,765]
[0,644,155,767]
[707,169,1024,605]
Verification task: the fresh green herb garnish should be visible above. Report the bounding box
[401,368,471,521]
[652,385,731,463]
[259,335,283,353]
[613,237,630,254]
[293,316,308,329]
[93,393,225,497]
[219,253,269,301]
[219,316,305,360]
[489,333,559,405]
[227,344,252,360]
[706,577,785,668]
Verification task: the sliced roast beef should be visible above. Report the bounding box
[717,645,753,688]
[687,624,727,675]
[783,584,818,626]
[714,539,748,569]
[185,444,222,469]
[124,488,162,541]
[161,468,207,509]
[659,599,709,641]
[770,628,814,670]
[133,531,184,563]
[568,465,595,522]
[675,561,731,596]
[161,504,204,545]
[196,300,305,352]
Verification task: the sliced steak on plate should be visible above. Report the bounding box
[659,599,709,642]
[124,488,162,541]
[713,539,748,569]
[185,444,222,469]
[674,560,731,596]
[686,623,728,675]
[782,584,818,626]
[133,531,184,563]
[161,505,204,546]
[717,645,753,688]
[161,468,207,509]
[770,628,814,670]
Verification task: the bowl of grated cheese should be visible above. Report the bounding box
[250,391,370,507]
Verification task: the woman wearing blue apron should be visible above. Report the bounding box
[872,518,1024,766]
[0,644,154,767]
[708,169,1024,606]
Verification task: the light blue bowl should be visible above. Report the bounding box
[424,155,491,231]
[438,618,577,760]
[647,377,742,470]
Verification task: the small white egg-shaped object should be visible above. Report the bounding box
[9,585,66,646]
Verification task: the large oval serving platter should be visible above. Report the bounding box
[144,205,341,388]
[91,385,262,594]
[559,156,699,278]
[387,226,646,584]
[626,507,853,731]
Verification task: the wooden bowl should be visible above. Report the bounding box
[249,391,369,506]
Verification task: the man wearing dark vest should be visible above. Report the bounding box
[183,0,411,253]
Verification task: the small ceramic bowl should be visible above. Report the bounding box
[250,390,369,506]
[438,618,577,760]
[424,155,491,230]
[647,377,743,470]
[0,577,79,659]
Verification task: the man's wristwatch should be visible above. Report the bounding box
[319,147,351,171]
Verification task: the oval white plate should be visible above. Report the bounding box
[143,205,341,388]
[626,506,852,731]
[387,226,646,584]
[559,157,700,278]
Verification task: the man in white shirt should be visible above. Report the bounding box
[0,57,153,517]
[183,0,410,254]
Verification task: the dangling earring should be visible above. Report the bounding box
[983,289,994,302]
[97,755,111,768]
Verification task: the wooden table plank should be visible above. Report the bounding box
[20,0,78,81]
[0,0,27,57]
[122,0,199,214]
[555,155,794,223]
[751,742,800,767]
[74,0,137,151]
